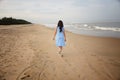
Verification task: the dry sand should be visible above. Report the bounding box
[0,24,120,80]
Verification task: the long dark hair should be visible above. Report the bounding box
[57,20,64,32]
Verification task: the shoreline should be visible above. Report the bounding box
[0,24,120,80]
[43,23,120,39]
[42,25,120,40]
[1,24,120,39]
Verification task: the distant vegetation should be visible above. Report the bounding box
[0,17,32,25]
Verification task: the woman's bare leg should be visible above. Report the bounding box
[58,46,63,57]
[58,46,62,54]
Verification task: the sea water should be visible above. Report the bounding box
[44,22,120,38]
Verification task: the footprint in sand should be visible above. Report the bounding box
[17,60,47,80]
[0,71,7,80]
[61,55,64,57]
[0,75,6,80]
[16,64,35,80]
[21,74,30,80]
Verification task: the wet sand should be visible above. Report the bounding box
[0,24,120,80]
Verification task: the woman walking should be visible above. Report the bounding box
[53,20,66,56]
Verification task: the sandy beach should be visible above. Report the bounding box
[0,24,120,80]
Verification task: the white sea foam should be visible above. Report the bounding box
[84,24,88,27]
[74,24,120,32]
[93,26,120,31]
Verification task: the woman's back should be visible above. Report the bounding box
[56,27,64,38]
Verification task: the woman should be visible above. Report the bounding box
[53,20,66,56]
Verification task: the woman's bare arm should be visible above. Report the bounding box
[63,29,66,41]
[53,27,57,40]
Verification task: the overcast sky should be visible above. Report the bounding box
[0,0,120,24]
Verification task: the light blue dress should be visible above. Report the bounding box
[55,27,65,46]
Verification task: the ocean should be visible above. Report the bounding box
[44,22,120,38]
